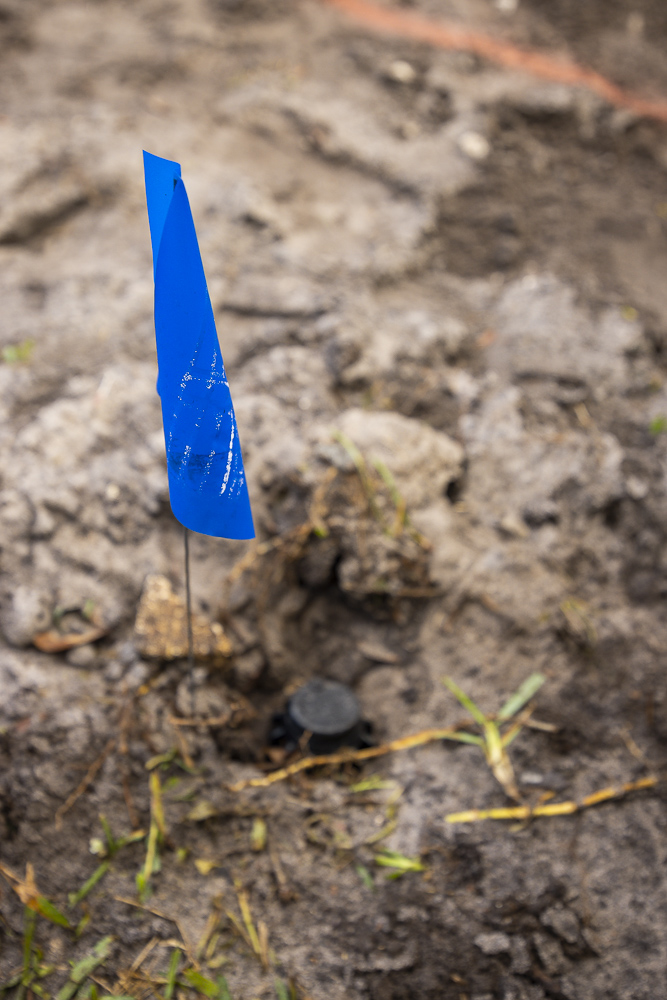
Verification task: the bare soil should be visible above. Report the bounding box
[2,2,667,998]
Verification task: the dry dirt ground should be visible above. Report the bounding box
[2,1,667,998]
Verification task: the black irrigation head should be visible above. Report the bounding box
[270,678,373,755]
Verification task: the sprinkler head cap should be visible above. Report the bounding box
[270,678,372,755]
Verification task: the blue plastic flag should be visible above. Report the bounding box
[143,151,254,539]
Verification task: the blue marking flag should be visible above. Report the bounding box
[143,151,254,539]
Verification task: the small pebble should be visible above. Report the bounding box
[533,932,568,975]
[123,661,151,689]
[0,586,52,647]
[458,131,491,161]
[498,513,529,539]
[474,932,511,956]
[116,640,138,666]
[66,644,97,668]
[626,475,648,500]
[541,904,580,945]
[510,935,532,975]
[31,505,57,539]
[104,659,125,682]
[387,60,417,85]
[520,771,545,786]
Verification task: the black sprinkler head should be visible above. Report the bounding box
[270,678,373,755]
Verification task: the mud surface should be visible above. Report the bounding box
[2,2,667,998]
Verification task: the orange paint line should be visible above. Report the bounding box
[323,0,667,124]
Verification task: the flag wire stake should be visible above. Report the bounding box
[183,525,196,717]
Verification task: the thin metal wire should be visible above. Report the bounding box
[183,525,196,716]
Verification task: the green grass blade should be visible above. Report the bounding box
[68,862,110,909]
[442,677,488,728]
[350,777,396,793]
[183,970,219,999]
[56,937,113,1000]
[274,980,290,1000]
[332,430,382,521]
[497,673,546,721]
[114,829,146,851]
[35,897,70,929]
[371,459,407,527]
[164,949,181,1000]
[355,864,374,890]
[98,816,116,856]
[374,850,424,873]
[440,731,485,747]
[145,748,178,771]
[215,977,232,1000]
[22,907,37,985]
[2,339,35,364]
[483,721,503,763]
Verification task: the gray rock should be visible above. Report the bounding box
[540,904,580,945]
[65,644,98,669]
[0,586,52,647]
[116,641,138,667]
[104,659,125,682]
[532,932,569,975]
[510,935,532,975]
[474,931,512,956]
[123,661,151,689]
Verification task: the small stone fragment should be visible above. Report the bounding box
[31,505,57,539]
[134,574,232,663]
[540,904,580,945]
[532,932,568,975]
[498,513,529,538]
[116,640,138,666]
[458,131,491,161]
[510,935,532,975]
[0,586,52,647]
[66,644,97,669]
[387,60,417,85]
[474,931,512,956]
[625,475,648,500]
[104,659,125,682]
[123,661,151,689]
